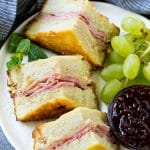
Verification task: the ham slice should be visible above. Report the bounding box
[49,124,109,150]
[78,14,106,43]
[39,12,107,43]
[22,74,89,97]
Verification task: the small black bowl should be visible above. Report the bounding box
[108,85,150,150]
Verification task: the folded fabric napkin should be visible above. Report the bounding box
[0,0,150,149]
[0,0,44,46]
[106,0,150,14]
[0,128,14,150]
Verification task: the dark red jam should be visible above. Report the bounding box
[108,85,150,150]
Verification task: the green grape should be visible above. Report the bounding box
[123,54,140,79]
[143,63,150,81]
[126,66,150,86]
[134,39,147,52]
[123,34,135,41]
[111,36,135,58]
[109,51,124,63]
[100,79,123,104]
[139,42,150,63]
[125,64,150,86]
[126,78,150,87]
[142,53,150,63]
[121,17,145,36]
[101,64,124,81]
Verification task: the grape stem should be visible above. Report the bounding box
[140,41,150,64]
[120,78,128,87]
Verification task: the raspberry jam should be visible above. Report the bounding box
[108,85,150,150]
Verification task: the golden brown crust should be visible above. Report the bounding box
[8,69,76,121]
[32,124,47,150]
[16,98,76,121]
[7,56,97,122]
[26,30,82,54]
[25,30,102,67]
[32,124,44,139]
[32,109,117,150]
[24,0,119,68]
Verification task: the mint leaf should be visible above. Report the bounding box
[28,43,48,61]
[8,33,24,53]
[16,39,30,55]
[7,53,23,71]
[7,34,48,70]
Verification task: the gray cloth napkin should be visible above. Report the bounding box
[0,0,44,46]
[0,128,14,150]
[0,1,44,149]
[0,0,150,149]
[106,0,150,14]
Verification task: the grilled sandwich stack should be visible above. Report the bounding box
[8,0,120,149]
[33,107,119,150]
[26,0,119,67]
[8,55,97,121]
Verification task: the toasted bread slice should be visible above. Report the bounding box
[33,107,119,150]
[8,55,97,121]
[25,0,119,67]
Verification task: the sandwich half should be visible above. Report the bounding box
[8,55,97,121]
[33,107,119,150]
[25,0,119,67]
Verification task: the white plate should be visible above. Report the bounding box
[0,2,150,150]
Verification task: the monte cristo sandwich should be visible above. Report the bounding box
[25,0,119,67]
[33,107,119,150]
[8,55,97,121]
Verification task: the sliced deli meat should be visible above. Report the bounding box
[33,107,119,150]
[49,124,109,150]
[8,56,97,121]
[26,0,119,67]
[22,74,89,97]
[38,12,107,43]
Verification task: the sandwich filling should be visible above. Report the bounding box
[22,74,89,97]
[39,12,107,43]
[49,124,109,150]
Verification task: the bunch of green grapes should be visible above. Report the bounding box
[100,17,150,104]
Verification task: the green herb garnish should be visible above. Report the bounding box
[8,33,24,53]
[7,33,48,71]
[16,39,30,55]
[28,43,48,61]
[7,53,23,71]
